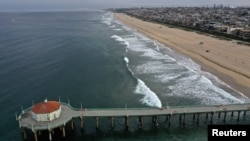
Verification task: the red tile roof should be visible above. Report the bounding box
[32,101,60,114]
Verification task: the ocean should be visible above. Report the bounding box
[0,11,249,141]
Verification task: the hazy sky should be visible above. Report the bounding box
[0,0,250,11]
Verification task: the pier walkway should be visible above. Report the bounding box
[18,102,250,141]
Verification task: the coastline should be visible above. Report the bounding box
[114,13,250,99]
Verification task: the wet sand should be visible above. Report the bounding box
[115,13,250,98]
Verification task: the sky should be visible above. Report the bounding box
[0,0,250,11]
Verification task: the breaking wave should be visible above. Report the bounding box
[111,34,162,108]
[134,79,162,108]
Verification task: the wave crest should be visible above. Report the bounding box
[134,79,162,108]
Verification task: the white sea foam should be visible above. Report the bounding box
[123,41,154,53]
[111,35,130,47]
[153,41,160,51]
[136,61,183,74]
[123,57,136,76]
[134,33,151,41]
[200,70,249,100]
[102,21,111,25]
[168,73,244,105]
[141,48,176,61]
[113,28,123,31]
[134,79,162,108]
[122,25,132,31]
[154,73,185,83]
[111,35,123,41]
[177,58,201,73]
[101,12,113,26]
[136,61,166,74]
[124,41,129,47]
[114,20,122,25]
[124,57,129,64]
[173,56,246,103]
[155,41,173,52]
[122,36,176,62]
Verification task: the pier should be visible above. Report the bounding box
[17,102,250,141]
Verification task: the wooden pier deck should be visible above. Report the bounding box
[18,102,250,141]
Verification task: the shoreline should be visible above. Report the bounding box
[114,13,250,99]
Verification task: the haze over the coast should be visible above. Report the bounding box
[1,0,250,11]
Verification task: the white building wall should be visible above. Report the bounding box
[31,106,62,121]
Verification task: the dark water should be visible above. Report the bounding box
[0,11,249,141]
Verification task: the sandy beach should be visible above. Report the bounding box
[115,13,250,98]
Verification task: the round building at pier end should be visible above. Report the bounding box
[31,99,61,121]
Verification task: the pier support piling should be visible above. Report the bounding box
[152,116,158,126]
[49,131,52,141]
[196,113,200,125]
[243,111,246,119]
[51,130,54,135]
[138,116,143,128]
[62,126,66,138]
[168,115,171,126]
[110,117,114,129]
[71,119,74,130]
[80,117,84,129]
[183,114,186,126]
[21,128,27,140]
[155,116,158,126]
[237,111,240,121]
[193,114,195,120]
[125,115,129,129]
[33,131,38,141]
[210,112,214,123]
[218,112,221,118]
[96,117,99,130]
[231,111,234,117]
[223,112,227,122]
[205,113,208,121]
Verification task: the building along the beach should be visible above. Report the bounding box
[113,6,250,42]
